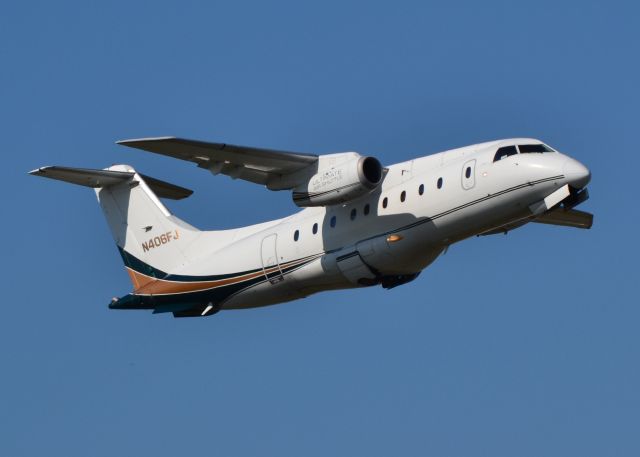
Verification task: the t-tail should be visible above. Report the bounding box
[29,164,212,317]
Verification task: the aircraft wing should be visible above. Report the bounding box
[532,207,593,229]
[480,207,593,236]
[117,137,318,186]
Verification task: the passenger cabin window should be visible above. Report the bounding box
[494,145,518,161]
[418,184,424,195]
[312,223,318,234]
[519,144,554,153]
[350,208,357,220]
[382,197,388,209]
[330,216,337,228]
[364,203,370,215]
[400,191,406,202]
[293,230,299,241]
[437,177,443,189]
[465,167,471,178]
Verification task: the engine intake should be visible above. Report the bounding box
[360,156,383,187]
[292,154,383,207]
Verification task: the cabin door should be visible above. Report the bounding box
[260,234,284,284]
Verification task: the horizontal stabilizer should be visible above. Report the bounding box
[29,166,193,200]
[138,173,193,200]
[30,166,133,187]
[533,207,593,229]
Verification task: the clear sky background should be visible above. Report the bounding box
[1,1,638,455]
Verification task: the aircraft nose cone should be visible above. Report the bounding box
[563,157,591,189]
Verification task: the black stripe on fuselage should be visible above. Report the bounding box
[118,246,319,282]
[126,255,319,310]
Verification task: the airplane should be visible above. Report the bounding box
[30,137,592,318]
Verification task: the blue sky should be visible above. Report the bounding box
[1,1,638,455]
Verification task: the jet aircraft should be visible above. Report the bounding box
[31,137,592,317]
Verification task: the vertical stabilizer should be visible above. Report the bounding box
[95,165,200,288]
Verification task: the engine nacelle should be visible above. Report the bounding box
[291,153,383,207]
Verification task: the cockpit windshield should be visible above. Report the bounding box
[518,144,555,153]
[494,146,517,161]
[493,143,555,162]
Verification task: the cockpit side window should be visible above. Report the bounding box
[518,144,554,153]
[493,145,518,162]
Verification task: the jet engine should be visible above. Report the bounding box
[291,153,383,207]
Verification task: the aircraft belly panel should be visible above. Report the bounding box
[335,252,377,285]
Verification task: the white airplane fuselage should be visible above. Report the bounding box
[166,138,589,311]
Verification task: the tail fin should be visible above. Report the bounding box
[30,165,199,289]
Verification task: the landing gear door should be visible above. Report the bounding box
[462,159,476,190]
[260,234,284,284]
[336,251,377,286]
